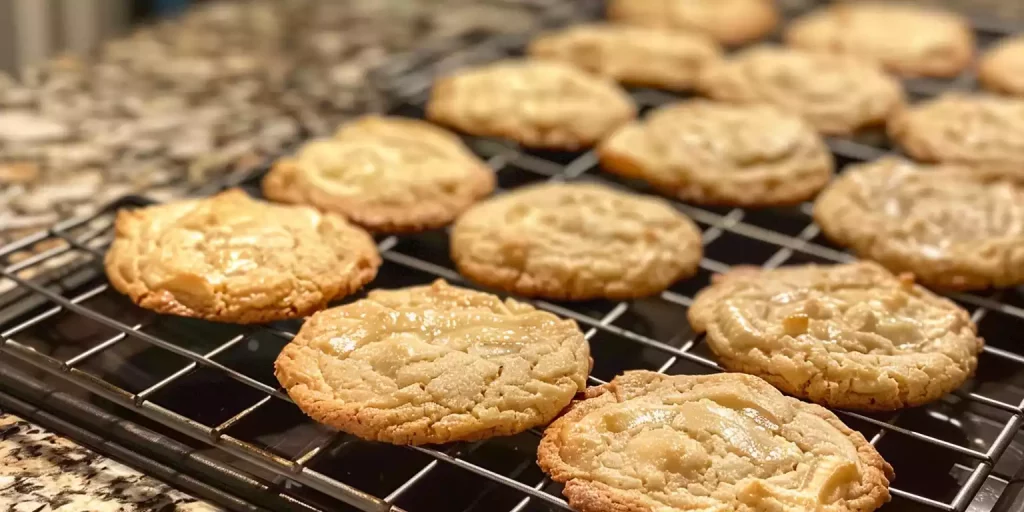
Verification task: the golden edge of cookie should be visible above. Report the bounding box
[262,157,496,234]
[274,281,591,445]
[978,40,1024,96]
[425,71,638,151]
[449,215,703,301]
[104,201,382,324]
[813,164,1024,290]
[537,371,894,512]
[597,128,833,207]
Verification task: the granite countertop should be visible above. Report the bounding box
[0,410,219,512]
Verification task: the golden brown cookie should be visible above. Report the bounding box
[274,280,590,445]
[814,158,1024,290]
[426,59,637,150]
[527,24,722,92]
[888,93,1024,167]
[105,189,380,324]
[263,116,495,233]
[785,2,974,78]
[689,262,983,411]
[697,46,905,135]
[607,0,778,47]
[538,371,894,512]
[980,36,1024,96]
[599,100,833,207]
[450,182,702,300]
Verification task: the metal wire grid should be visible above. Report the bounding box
[2,8,1024,512]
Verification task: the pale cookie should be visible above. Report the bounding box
[689,262,983,411]
[105,189,380,324]
[889,93,1024,167]
[450,182,702,300]
[980,36,1024,96]
[538,371,894,512]
[786,2,974,78]
[426,60,637,150]
[527,24,722,92]
[599,100,833,207]
[263,116,495,233]
[607,0,778,47]
[274,280,590,445]
[697,47,904,135]
[814,158,1024,290]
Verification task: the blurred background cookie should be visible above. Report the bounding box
[786,2,975,78]
[814,158,1024,290]
[599,100,833,207]
[698,46,905,135]
[607,0,778,47]
[264,116,495,233]
[426,59,636,150]
[528,24,722,92]
[979,35,1024,96]
[888,93,1024,166]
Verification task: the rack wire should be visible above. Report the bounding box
[3,2,1024,512]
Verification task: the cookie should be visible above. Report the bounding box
[607,0,778,47]
[263,116,495,233]
[980,36,1024,96]
[814,157,1024,290]
[599,100,833,207]
[274,279,590,445]
[105,189,380,324]
[689,262,983,411]
[538,371,894,512]
[785,2,974,78]
[697,46,904,135]
[426,59,637,150]
[527,24,722,92]
[450,182,702,300]
[889,93,1024,167]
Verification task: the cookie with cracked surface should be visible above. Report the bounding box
[538,371,894,512]
[426,60,636,150]
[274,279,590,445]
[889,93,1024,167]
[785,2,974,78]
[814,158,1024,290]
[263,116,495,233]
[105,189,380,324]
[607,0,778,47]
[527,24,722,92]
[980,36,1024,96]
[689,262,983,410]
[697,46,905,135]
[599,100,833,207]
[450,182,702,300]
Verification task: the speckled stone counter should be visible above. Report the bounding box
[0,411,218,512]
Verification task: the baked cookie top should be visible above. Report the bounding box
[426,59,637,150]
[527,23,722,92]
[814,158,1024,290]
[697,46,904,135]
[607,0,778,47]
[538,371,894,512]
[599,100,833,207]
[263,116,495,233]
[980,35,1024,96]
[889,93,1024,167]
[274,280,590,445]
[689,262,983,411]
[104,189,380,324]
[450,182,702,300]
[785,2,974,78]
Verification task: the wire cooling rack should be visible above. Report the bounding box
[4,3,1024,512]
